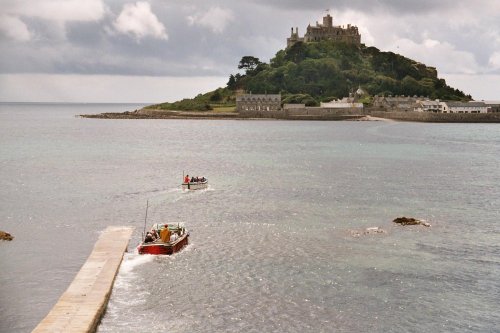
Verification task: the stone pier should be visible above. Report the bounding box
[32,226,134,333]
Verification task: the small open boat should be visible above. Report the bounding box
[182,178,208,190]
[137,223,189,255]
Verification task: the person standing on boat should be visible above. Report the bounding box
[160,224,171,243]
[184,174,190,184]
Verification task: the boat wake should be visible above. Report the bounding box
[119,252,155,274]
[98,254,156,330]
[172,186,213,202]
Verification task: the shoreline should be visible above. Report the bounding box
[79,109,370,121]
[79,108,500,123]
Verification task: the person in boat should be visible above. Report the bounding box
[144,232,154,243]
[151,229,159,240]
[184,174,190,184]
[190,176,195,182]
[160,224,171,243]
[200,176,206,182]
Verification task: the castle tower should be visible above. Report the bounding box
[323,14,333,27]
[287,26,304,47]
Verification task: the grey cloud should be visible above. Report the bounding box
[250,0,458,15]
[1,0,499,79]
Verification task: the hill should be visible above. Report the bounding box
[147,41,470,110]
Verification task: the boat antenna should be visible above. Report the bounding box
[142,200,149,241]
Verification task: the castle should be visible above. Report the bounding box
[287,13,361,47]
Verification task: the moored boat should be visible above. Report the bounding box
[137,223,189,255]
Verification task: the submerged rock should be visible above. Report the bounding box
[393,217,431,227]
[0,230,14,241]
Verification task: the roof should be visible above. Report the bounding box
[418,100,440,106]
[445,101,487,107]
[236,94,281,102]
[482,101,500,105]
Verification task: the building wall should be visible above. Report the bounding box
[287,107,367,116]
[239,106,366,119]
[304,25,360,45]
[449,106,488,113]
[440,102,488,113]
[236,94,281,113]
[486,104,500,112]
[372,96,420,111]
[321,102,363,108]
[371,111,500,122]
[238,110,287,118]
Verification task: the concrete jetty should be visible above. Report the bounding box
[32,226,134,333]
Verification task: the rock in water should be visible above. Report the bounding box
[0,230,14,241]
[393,217,431,227]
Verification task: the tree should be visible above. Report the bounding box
[227,74,237,90]
[210,89,222,102]
[284,42,307,63]
[238,56,261,72]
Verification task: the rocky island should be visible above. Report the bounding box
[82,14,500,122]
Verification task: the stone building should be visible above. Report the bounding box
[414,99,441,112]
[236,94,281,112]
[320,97,363,109]
[287,13,361,47]
[440,101,488,114]
[483,101,500,112]
[372,95,420,111]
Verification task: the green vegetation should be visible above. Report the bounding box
[146,87,236,111]
[232,42,470,105]
[149,41,470,110]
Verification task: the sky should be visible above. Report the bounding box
[1,0,499,103]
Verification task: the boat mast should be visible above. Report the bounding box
[142,200,149,241]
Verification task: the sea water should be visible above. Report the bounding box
[0,103,499,332]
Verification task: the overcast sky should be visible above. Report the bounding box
[1,0,499,103]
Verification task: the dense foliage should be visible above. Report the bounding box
[146,88,235,111]
[149,41,470,110]
[230,42,469,105]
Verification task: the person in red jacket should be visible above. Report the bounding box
[184,174,190,184]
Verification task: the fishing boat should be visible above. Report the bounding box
[182,178,208,190]
[137,223,189,255]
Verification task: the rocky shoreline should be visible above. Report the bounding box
[81,109,244,119]
[81,108,376,121]
[80,108,500,122]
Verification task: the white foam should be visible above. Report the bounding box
[118,253,155,275]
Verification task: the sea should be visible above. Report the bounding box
[0,102,499,333]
